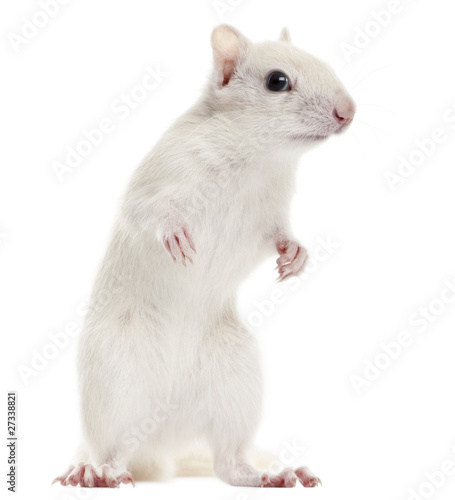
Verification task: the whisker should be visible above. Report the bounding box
[348,63,395,92]
[356,103,394,114]
[355,118,393,140]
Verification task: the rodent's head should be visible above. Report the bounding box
[209,25,355,148]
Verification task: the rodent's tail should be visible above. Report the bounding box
[175,446,213,477]
[175,446,275,477]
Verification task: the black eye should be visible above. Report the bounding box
[265,71,290,92]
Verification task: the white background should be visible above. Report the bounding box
[2,0,455,499]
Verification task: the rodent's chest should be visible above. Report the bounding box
[194,174,285,256]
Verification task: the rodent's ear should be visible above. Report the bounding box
[211,25,249,88]
[279,27,291,43]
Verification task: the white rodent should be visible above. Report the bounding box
[53,25,355,489]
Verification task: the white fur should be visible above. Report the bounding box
[55,25,355,488]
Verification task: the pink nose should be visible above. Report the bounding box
[333,98,356,124]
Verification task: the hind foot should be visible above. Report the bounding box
[52,462,134,488]
[263,466,321,488]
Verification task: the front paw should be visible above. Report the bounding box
[160,222,196,265]
[275,239,307,281]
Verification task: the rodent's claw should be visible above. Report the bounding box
[262,467,298,487]
[261,466,321,489]
[275,240,307,280]
[295,466,322,488]
[162,226,196,265]
[52,462,135,488]
[183,227,196,254]
[276,270,292,282]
